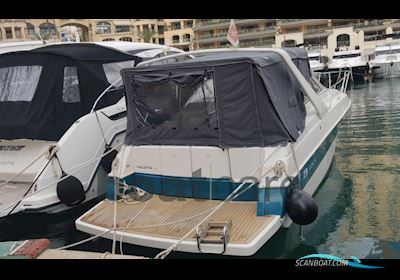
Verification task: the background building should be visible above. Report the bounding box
[164,19,194,51]
[2,19,400,58]
[132,19,165,44]
[274,19,400,58]
[193,19,276,49]
[0,19,29,41]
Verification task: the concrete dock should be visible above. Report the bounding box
[37,249,146,259]
[0,239,146,259]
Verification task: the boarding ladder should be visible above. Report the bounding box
[196,220,232,254]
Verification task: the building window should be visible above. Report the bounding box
[151,24,155,32]
[119,37,133,42]
[39,22,56,36]
[184,20,193,28]
[26,23,35,36]
[14,27,22,39]
[5,28,13,39]
[152,38,156,43]
[183,34,191,42]
[336,34,350,47]
[171,22,181,30]
[216,29,227,36]
[172,35,180,43]
[102,38,115,41]
[158,25,164,35]
[116,25,130,33]
[281,39,296,47]
[159,38,165,44]
[143,25,149,31]
[96,22,112,34]
[285,27,300,33]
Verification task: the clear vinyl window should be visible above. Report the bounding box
[0,65,42,102]
[62,66,81,103]
[134,72,217,130]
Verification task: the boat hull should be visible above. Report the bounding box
[372,62,400,79]
[76,133,337,256]
[327,65,368,83]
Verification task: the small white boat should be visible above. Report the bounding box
[327,49,369,82]
[0,41,47,54]
[369,44,400,79]
[76,48,351,257]
[0,42,184,223]
[308,51,325,73]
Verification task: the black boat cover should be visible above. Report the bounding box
[122,48,311,148]
[0,43,139,141]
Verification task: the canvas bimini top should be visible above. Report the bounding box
[0,43,140,141]
[121,48,311,148]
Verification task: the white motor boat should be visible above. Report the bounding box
[308,51,325,74]
[327,49,368,82]
[76,48,351,257]
[0,42,184,223]
[0,41,47,54]
[369,44,400,79]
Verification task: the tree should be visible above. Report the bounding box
[138,29,156,43]
[35,31,50,41]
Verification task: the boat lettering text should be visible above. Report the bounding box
[0,145,25,152]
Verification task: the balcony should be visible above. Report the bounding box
[195,19,231,27]
[0,19,25,23]
[197,38,275,49]
[239,39,275,47]
[278,19,328,27]
[194,25,276,44]
[354,19,387,32]
[194,19,270,31]
[304,27,331,39]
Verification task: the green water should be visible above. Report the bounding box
[3,79,400,258]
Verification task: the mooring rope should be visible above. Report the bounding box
[0,151,46,188]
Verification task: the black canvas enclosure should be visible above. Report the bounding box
[122,48,311,148]
[0,43,140,141]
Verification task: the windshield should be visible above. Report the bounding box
[103,60,136,87]
[102,51,185,87]
[0,65,42,102]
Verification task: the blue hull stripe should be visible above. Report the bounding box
[108,127,338,213]
[257,126,338,216]
[121,174,258,201]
